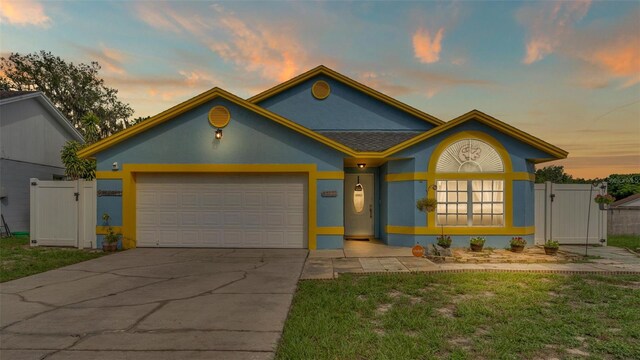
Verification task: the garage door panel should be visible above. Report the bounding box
[136,173,306,248]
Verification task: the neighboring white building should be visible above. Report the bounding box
[0,91,84,232]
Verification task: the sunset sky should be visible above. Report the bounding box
[1,0,638,178]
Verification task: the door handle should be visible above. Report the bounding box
[369,204,372,218]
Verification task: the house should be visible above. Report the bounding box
[0,91,84,232]
[608,194,640,236]
[78,66,567,250]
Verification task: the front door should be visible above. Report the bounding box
[344,173,374,239]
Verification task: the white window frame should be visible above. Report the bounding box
[436,179,504,227]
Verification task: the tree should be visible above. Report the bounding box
[0,51,134,139]
[60,113,99,180]
[534,165,574,184]
[607,174,640,200]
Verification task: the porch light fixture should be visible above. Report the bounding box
[215,129,223,139]
[353,176,365,213]
[357,163,366,169]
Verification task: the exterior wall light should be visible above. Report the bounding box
[215,129,223,139]
[357,163,366,169]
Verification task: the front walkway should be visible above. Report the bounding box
[302,242,640,279]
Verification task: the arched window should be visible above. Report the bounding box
[435,139,505,227]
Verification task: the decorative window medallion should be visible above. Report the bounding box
[436,139,504,173]
[208,106,231,128]
[312,80,331,100]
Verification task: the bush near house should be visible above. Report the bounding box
[0,236,105,282]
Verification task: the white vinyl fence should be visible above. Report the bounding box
[534,182,607,245]
[29,178,96,248]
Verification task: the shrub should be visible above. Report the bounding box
[510,236,526,247]
[470,237,486,246]
[544,239,559,248]
[437,235,452,248]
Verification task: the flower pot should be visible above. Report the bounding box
[510,245,525,253]
[598,203,609,211]
[470,243,484,252]
[102,243,117,252]
[544,246,559,255]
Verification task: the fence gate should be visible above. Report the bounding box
[534,182,607,245]
[29,178,96,248]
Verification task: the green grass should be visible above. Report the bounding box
[0,236,105,283]
[608,235,640,250]
[277,273,640,360]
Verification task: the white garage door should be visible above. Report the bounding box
[136,173,306,248]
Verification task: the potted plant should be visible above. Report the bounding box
[416,197,438,213]
[437,235,452,248]
[469,236,486,252]
[510,236,526,253]
[543,239,560,255]
[102,213,120,252]
[594,194,615,210]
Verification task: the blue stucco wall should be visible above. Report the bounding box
[317,179,343,228]
[97,180,122,226]
[95,98,345,172]
[513,180,535,227]
[392,120,554,173]
[258,75,436,131]
[317,235,344,249]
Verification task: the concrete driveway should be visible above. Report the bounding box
[0,248,307,360]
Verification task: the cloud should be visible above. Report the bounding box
[356,68,493,99]
[133,2,308,83]
[0,0,51,27]
[412,27,444,64]
[518,0,591,64]
[78,44,128,75]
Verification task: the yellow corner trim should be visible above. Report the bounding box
[117,163,320,250]
[386,225,535,236]
[96,226,123,235]
[386,172,428,182]
[317,171,344,180]
[316,226,345,235]
[95,171,124,179]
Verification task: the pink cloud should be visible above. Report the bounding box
[79,44,128,75]
[518,0,591,64]
[412,27,444,64]
[0,0,51,27]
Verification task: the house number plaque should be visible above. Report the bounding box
[321,191,338,198]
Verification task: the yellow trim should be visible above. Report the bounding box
[249,65,443,126]
[316,171,345,180]
[95,171,124,179]
[316,226,345,235]
[311,80,330,100]
[426,131,517,233]
[208,105,231,128]
[116,164,320,250]
[383,109,568,160]
[78,89,565,163]
[78,88,359,159]
[386,225,535,235]
[96,226,122,235]
[386,172,428,182]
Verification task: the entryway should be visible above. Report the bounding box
[344,173,374,239]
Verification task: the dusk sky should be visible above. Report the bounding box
[1,0,638,178]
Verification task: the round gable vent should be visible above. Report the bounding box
[208,106,230,128]
[312,80,330,100]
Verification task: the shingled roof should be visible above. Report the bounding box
[317,131,424,152]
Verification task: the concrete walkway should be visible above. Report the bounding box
[302,243,640,280]
[0,248,307,360]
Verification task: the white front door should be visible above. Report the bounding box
[136,173,307,248]
[344,173,374,238]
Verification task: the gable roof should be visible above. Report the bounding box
[318,131,424,152]
[78,87,359,158]
[611,193,640,208]
[381,109,568,161]
[248,65,444,127]
[0,91,84,143]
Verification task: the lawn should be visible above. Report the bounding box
[277,273,640,360]
[0,235,105,283]
[608,235,640,251]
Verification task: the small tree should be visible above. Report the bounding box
[60,113,99,180]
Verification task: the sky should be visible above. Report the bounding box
[0,0,638,178]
